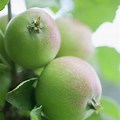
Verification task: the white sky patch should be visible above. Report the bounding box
[55,0,74,19]
[0,0,26,16]
[40,0,73,19]
[92,6,120,53]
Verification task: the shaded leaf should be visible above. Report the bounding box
[72,0,120,30]
[0,63,8,73]
[6,78,37,111]
[94,46,120,83]
[100,97,120,120]
[86,112,114,120]
[0,112,4,120]
[0,0,9,11]
[0,72,10,107]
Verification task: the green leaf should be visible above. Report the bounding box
[86,112,114,120]
[100,97,120,120]
[72,0,120,30]
[0,0,9,11]
[86,97,120,120]
[94,47,120,83]
[0,63,8,73]
[30,106,42,120]
[25,0,61,11]
[0,112,4,120]
[30,106,48,120]
[6,78,37,111]
[0,72,10,107]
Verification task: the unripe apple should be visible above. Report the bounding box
[36,56,102,120]
[0,15,8,33]
[0,30,9,62]
[56,18,94,60]
[5,8,60,69]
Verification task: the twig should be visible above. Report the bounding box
[8,0,12,21]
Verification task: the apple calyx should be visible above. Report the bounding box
[28,17,41,33]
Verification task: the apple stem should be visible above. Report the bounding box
[7,0,17,90]
[8,0,12,21]
[87,97,102,111]
[34,17,41,29]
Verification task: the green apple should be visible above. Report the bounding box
[56,18,94,60]
[0,15,8,34]
[5,8,61,69]
[36,56,102,120]
[0,30,10,62]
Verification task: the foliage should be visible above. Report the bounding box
[6,78,37,111]
[0,0,9,11]
[93,47,120,83]
[72,0,120,31]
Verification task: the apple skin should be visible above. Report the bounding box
[0,15,8,34]
[5,8,61,69]
[0,16,11,62]
[0,30,10,62]
[56,18,94,60]
[36,56,102,120]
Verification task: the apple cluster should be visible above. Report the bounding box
[0,8,102,120]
